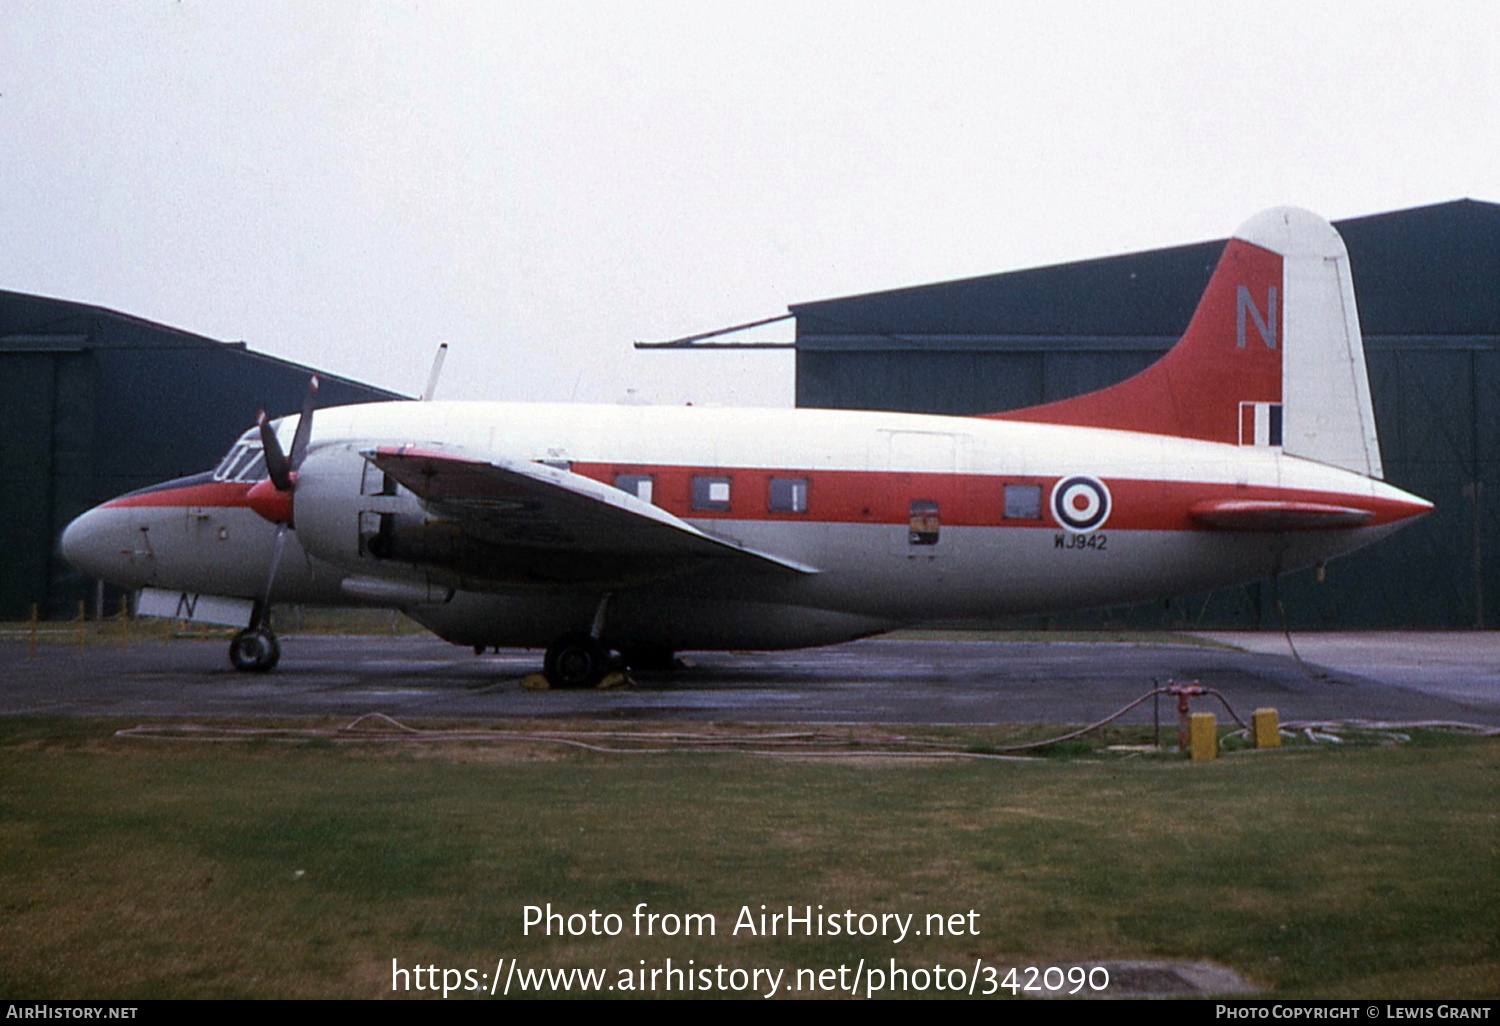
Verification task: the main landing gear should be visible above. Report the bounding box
[230,627,280,672]
[537,594,618,689]
[537,637,682,688]
[543,632,612,689]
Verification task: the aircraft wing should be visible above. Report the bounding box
[364,446,819,579]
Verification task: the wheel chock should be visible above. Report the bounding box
[597,671,633,690]
[1189,711,1217,761]
[1253,708,1281,748]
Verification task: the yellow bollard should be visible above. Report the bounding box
[118,594,130,647]
[1253,708,1281,749]
[28,603,38,660]
[76,600,86,647]
[1189,711,1217,761]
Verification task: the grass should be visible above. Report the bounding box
[0,717,1494,999]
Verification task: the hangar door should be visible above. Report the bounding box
[0,348,95,619]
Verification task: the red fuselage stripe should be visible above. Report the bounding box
[567,463,1422,531]
[103,464,1425,531]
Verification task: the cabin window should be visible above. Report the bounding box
[614,473,655,504]
[691,475,732,511]
[1004,484,1042,519]
[909,499,940,545]
[768,477,808,513]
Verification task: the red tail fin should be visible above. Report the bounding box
[986,236,1283,445]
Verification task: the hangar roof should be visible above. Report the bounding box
[789,199,1500,349]
[0,288,407,398]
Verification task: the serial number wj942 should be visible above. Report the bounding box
[1055,532,1107,550]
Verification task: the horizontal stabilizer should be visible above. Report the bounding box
[1188,499,1375,531]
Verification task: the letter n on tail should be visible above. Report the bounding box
[1236,285,1277,348]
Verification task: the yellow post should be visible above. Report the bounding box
[1189,711,1217,761]
[28,603,38,660]
[76,600,86,647]
[1253,708,1281,748]
[118,594,130,646]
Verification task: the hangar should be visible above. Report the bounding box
[785,200,1500,629]
[0,291,402,621]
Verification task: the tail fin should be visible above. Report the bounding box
[989,207,1383,479]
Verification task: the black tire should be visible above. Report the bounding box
[229,629,281,672]
[543,633,611,689]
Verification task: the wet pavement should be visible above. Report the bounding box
[3,632,1496,727]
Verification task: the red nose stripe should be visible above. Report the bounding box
[102,481,256,509]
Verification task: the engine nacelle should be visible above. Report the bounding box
[293,444,492,591]
[293,445,421,575]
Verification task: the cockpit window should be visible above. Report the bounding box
[212,432,268,482]
[241,451,267,482]
[226,448,258,480]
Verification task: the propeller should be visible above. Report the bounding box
[244,375,319,633]
[258,374,319,501]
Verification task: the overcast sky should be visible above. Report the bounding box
[3,2,1497,407]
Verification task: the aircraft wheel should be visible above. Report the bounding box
[230,628,281,673]
[544,633,611,689]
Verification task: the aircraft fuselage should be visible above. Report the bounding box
[62,400,1429,652]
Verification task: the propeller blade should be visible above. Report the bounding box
[288,374,319,471]
[256,375,318,493]
[258,410,293,491]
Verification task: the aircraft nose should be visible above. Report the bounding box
[59,505,155,587]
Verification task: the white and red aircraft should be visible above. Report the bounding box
[60,208,1431,687]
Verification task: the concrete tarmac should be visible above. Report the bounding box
[2,631,1497,727]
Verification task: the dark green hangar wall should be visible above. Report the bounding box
[0,291,404,620]
[790,200,1500,629]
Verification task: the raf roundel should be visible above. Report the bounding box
[1051,475,1112,533]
